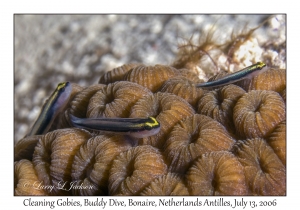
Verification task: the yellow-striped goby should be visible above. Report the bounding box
[69,114,160,138]
[27,82,72,136]
[196,62,267,89]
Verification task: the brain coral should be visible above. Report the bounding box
[14,16,286,196]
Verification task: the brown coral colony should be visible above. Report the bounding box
[15,18,286,196]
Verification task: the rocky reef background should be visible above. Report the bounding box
[14,14,285,142]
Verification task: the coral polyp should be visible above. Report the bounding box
[233,90,285,138]
[98,63,142,84]
[232,138,286,195]
[140,173,189,195]
[71,134,133,195]
[163,114,235,174]
[248,68,286,94]
[32,128,91,195]
[123,65,180,92]
[108,145,167,195]
[14,159,47,195]
[197,84,246,133]
[186,151,248,195]
[160,76,205,109]
[87,81,153,118]
[130,92,195,149]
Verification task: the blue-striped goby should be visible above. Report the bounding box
[27,82,72,136]
[69,114,161,138]
[196,62,267,89]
